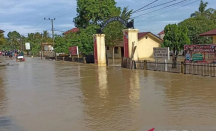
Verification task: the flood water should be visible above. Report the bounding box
[0,57,216,131]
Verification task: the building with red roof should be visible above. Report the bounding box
[0,29,4,33]
[200,29,216,44]
[158,30,165,40]
[64,28,79,35]
[106,32,163,59]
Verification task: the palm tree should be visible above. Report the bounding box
[191,0,209,17]
[120,6,133,21]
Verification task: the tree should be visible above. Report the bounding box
[7,31,21,49]
[191,0,208,17]
[190,0,216,22]
[103,6,133,64]
[74,0,120,28]
[179,16,216,44]
[79,25,97,55]
[162,24,190,68]
[120,6,133,21]
[0,32,6,46]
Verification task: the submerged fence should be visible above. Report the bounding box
[122,57,216,77]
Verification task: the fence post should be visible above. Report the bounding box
[83,57,86,64]
[144,60,147,70]
[164,59,167,71]
[181,61,185,74]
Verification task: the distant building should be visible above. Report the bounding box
[158,30,165,40]
[200,28,216,44]
[64,28,79,35]
[0,29,4,33]
[106,32,163,59]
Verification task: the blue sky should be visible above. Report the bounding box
[0,0,216,37]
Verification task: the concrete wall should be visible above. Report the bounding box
[213,36,216,44]
[106,47,122,59]
[137,34,161,59]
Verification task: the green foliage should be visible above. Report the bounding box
[191,0,209,17]
[25,31,52,55]
[7,31,21,49]
[74,0,121,28]
[79,25,97,55]
[54,25,97,55]
[179,16,216,44]
[163,24,190,51]
[103,6,133,46]
[0,33,6,45]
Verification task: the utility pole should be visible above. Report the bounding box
[41,34,43,60]
[44,17,55,46]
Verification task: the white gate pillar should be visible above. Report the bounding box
[122,29,139,61]
[93,34,106,66]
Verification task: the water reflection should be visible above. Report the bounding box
[97,67,108,99]
[80,67,141,131]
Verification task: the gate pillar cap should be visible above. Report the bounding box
[93,34,105,37]
[122,29,139,33]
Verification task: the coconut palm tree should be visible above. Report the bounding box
[191,0,208,17]
[120,6,133,21]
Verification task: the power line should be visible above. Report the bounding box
[132,0,179,14]
[135,0,199,24]
[54,9,75,18]
[132,0,159,14]
[44,18,56,46]
[29,19,44,33]
[45,8,66,18]
[46,1,77,18]
[131,0,188,19]
[55,11,75,18]
[40,21,51,31]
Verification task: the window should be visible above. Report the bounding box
[114,47,118,54]
[107,47,109,50]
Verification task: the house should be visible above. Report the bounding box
[64,28,79,35]
[42,43,55,57]
[200,28,216,44]
[106,32,163,59]
[0,29,4,33]
[158,30,165,40]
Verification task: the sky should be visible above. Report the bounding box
[0,0,216,37]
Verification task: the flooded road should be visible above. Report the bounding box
[0,57,216,131]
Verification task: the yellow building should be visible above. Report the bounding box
[106,32,163,59]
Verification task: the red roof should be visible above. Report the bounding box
[138,32,149,40]
[200,28,216,36]
[0,29,4,33]
[158,30,164,35]
[138,32,163,41]
[64,28,79,34]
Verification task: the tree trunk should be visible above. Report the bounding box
[112,46,115,65]
[172,48,178,68]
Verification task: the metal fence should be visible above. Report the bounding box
[121,57,216,77]
[185,63,216,77]
[135,61,181,73]
[56,56,84,63]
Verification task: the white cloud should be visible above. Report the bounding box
[0,23,44,36]
[0,0,77,15]
[161,20,180,23]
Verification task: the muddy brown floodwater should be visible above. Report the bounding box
[0,57,216,131]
